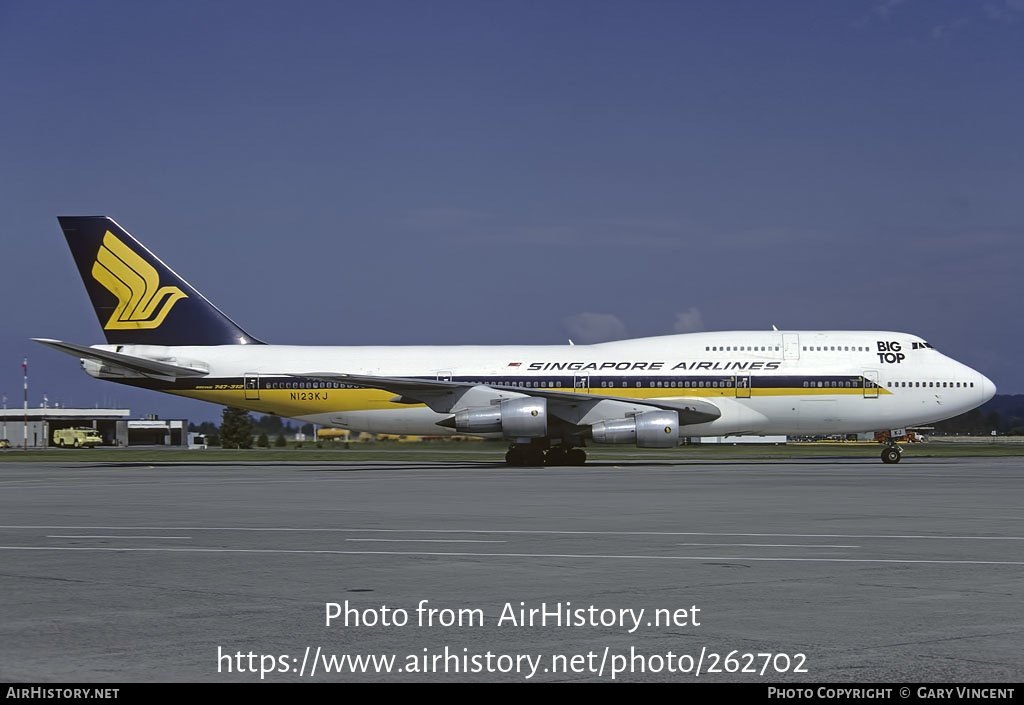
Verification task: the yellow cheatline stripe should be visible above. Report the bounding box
[164,385,891,418]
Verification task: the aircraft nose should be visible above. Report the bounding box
[979,374,997,404]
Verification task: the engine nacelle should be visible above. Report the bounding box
[452,397,548,438]
[81,359,128,378]
[591,410,679,448]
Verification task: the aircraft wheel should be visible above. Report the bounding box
[505,447,526,466]
[566,448,587,466]
[881,446,901,464]
[524,448,546,467]
[545,448,567,466]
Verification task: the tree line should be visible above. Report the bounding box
[932,395,1024,436]
[188,409,316,449]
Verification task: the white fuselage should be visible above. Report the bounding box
[90,330,996,439]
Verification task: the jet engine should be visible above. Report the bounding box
[450,397,548,438]
[590,410,679,448]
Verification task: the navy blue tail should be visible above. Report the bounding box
[58,216,263,346]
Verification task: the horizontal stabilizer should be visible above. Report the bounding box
[33,338,209,379]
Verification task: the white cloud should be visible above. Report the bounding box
[564,312,627,344]
[985,0,1024,22]
[401,207,485,229]
[672,307,705,334]
[931,17,968,39]
[875,0,906,18]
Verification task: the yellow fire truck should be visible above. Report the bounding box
[53,427,103,448]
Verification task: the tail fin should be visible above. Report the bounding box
[57,216,262,346]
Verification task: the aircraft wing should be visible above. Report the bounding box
[33,338,209,380]
[489,385,721,423]
[299,372,721,425]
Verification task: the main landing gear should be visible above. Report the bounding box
[505,443,587,467]
[880,443,902,464]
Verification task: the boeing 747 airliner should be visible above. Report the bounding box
[37,217,996,465]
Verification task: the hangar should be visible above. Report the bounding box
[0,409,188,448]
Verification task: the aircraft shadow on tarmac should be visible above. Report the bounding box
[68,457,892,471]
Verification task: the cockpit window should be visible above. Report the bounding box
[911,342,936,350]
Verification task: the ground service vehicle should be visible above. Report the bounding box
[53,427,103,448]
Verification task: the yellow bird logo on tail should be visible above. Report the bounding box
[91,231,187,330]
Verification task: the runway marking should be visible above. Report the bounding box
[0,545,1023,566]
[676,543,860,548]
[3,526,1024,541]
[344,538,507,544]
[46,535,192,540]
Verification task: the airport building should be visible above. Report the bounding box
[0,408,189,448]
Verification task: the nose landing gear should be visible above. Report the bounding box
[881,444,902,464]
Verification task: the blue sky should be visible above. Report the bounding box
[1,1,1022,423]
